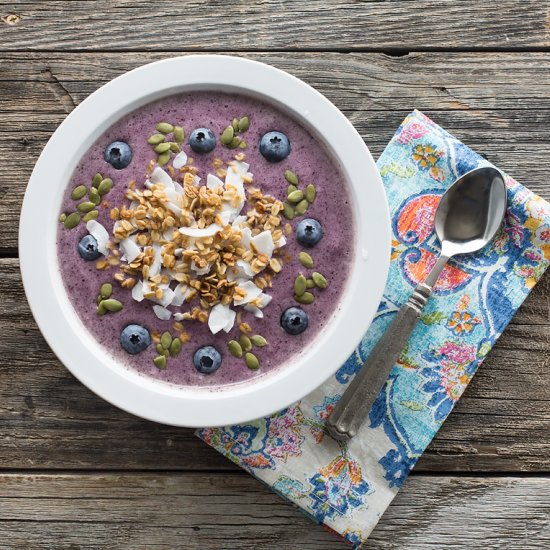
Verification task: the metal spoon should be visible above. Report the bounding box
[327,166,507,441]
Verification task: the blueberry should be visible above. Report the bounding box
[104,140,132,169]
[281,307,309,335]
[189,128,216,154]
[193,345,222,374]
[296,218,324,248]
[259,131,291,162]
[120,324,151,355]
[77,234,102,261]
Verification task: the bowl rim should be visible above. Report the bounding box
[19,55,390,427]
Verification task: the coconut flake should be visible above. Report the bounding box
[208,303,235,335]
[131,280,144,302]
[166,202,182,217]
[225,160,249,189]
[232,215,247,227]
[149,244,162,278]
[223,309,236,332]
[256,293,273,308]
[251,230,275,258]
[171,283,190,307]
[173,151,188,170]
[233,280,262,305]
[207,173,224,190]
[240,227,252,248]
[244,305,264,318]
[178,224,221,238]
[173,312,185,321]
[120,237,141,263]
[218,210,232,226]
[86,220,109,256]
[244,292,272,317]
[147,287,174,308]
[151,166,174,190]
[277,235,287,248]
[227,259,254,282]
[153,305,172,321]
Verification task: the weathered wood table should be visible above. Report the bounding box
[1,2,549,548]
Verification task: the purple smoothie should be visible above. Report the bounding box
[57,91,355,387]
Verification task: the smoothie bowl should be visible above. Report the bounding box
[19,56,390,427]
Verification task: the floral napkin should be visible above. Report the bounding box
[197,111,550,547]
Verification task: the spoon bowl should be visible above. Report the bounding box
[436,166,507,257]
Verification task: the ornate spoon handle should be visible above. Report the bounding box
[326,254,449,441]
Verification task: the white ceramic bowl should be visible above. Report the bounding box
[19,55,390,427]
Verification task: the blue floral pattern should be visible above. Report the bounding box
[197,111,550,547]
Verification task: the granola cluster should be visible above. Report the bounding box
[98,155,287,333]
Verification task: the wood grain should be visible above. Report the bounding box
[3,52,550,249]
[0,473,548,549]
[0,1,549,52]
[1,256,548,471]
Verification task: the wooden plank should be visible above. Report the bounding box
[0,473,548,549]
[0,1,548,51]
[3,51,550,248]
[1,256,548,471]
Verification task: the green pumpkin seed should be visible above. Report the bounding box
[231,118,239,132]
[160,331,173,350]
[71,185,87,200]
[250,335,267,347]
[98,178,113,196]
[77,201,95,213]
[169,142,180,153]
[157,151,171,166]
[287,190,304,204]
[100,283,112,299]
[312,271,328,289]
[64,212,80,229]
[101,299,123,312]
[173,126,184,144]
[239,334,252,353]
[238,139,247,149]
[305,184,316,203]
[154,142,171,154]
[228,340,243,358]
[156,122,174,134]
[245,352,260,370]
[228,136,241,149]
[153,355,167,369]
[220,125,234,145]
[96,294,103,306]
[284,170,299,186]
[283,202,295,220]
[295,199,309,216]
[92,173,103,188]
[156,343,165,355]
[59,213,67,223]
[83,210,99,222]
[238,116,250,132]
[306,278,315,289]
[299,251,314,269]
[169,338,182,357]
[287,184,297,195]
[88,187,100,205]
[294,273,307,296]
[295,291,315,304]
[97,302,106,316]
[147,133,166,145]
